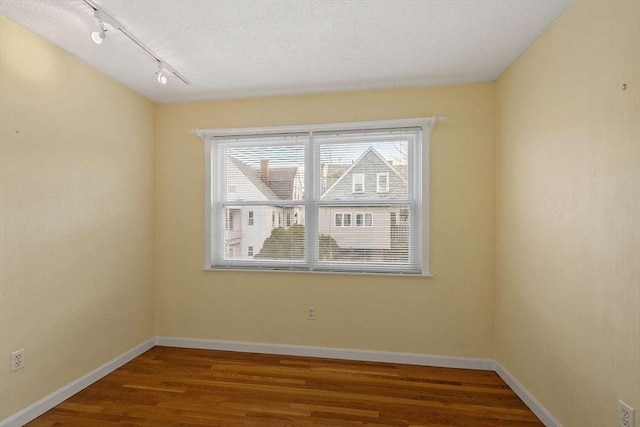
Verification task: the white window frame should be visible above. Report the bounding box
[198,117,435,276]
[355,212,373,227]
[335,212,354,227]
[352,173,365,193]
[365,212,373,227]
[248,210,254,226]
[342,212,352,227]
[376,173,389,193]
[248,246,254,257]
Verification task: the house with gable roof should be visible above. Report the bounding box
[319,147,409,260]
[225,157,303,259]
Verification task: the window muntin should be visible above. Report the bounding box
[205,119,430,274]
[248,211,254,226]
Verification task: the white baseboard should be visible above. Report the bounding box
[0,338,155,427]
[495,362,563,427]
[155,336,496,371]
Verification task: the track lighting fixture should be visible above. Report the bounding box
[82,0,190,86]
[156,63,169,85]
[90,10,106,45]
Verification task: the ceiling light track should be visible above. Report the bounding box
[82,0,190,86]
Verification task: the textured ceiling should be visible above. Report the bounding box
[0,0,572,103]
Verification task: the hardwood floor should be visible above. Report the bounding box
[28,346,543,426]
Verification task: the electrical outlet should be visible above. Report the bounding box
[11,349,25,372]
[307,306,316,320]
[620,400,635,427]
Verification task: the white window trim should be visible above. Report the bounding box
[376,173,389,193]
[198,117,437,276]
[352,173,365,193]
[335,212,353,227]
[355,212,373,227]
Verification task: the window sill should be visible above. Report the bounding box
[201,266,434,278]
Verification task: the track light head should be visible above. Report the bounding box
[91,10,106,45]
[91,27,105,44]
[156,63,169,85]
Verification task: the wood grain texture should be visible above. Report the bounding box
[27,346,543,426]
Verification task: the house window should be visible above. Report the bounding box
[352,173,365,193]
[365,213,373,227]
[203,118,432,275]
[343,213,352,227]
[335,212,352,227]
[355,212,373,227]
[377,173,389,193]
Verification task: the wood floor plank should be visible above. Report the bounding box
[27,346,543,426]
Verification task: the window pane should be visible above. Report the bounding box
[225,141,305,203]
[319,139,408,201]
[318,205,410,264]
[223,204,305,261]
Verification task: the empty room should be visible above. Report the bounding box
[0,0,638,426]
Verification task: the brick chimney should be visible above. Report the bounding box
[260,160,269,184]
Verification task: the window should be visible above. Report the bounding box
[355,212,373,227]
[335,213,353,227]
[342,213,352,227]
[201,118,433,274]
[365,213,373,227]
[377,173,389,193]
[352,173,364,193]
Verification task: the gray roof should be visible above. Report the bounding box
[229,156,297,201]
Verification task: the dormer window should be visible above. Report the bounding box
[352,173,364,193]
[377,173,389,193]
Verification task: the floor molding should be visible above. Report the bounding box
[0,338,155,427]
[155,336,496,370]
[495,362,563,427]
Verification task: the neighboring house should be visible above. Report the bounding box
[319,147,409,261]
[225,157,303,259]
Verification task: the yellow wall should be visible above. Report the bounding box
[0,17,156,419]
[155,85,496,357]
[496,1,640,426]
[6,0,638,424]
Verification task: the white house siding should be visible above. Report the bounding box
[318,206,391,249]
[239,205,276,258]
